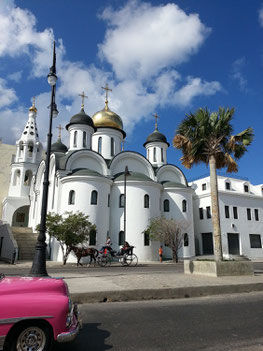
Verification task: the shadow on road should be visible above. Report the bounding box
[54,323,112,351]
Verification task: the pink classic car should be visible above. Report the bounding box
[0,273,80,351]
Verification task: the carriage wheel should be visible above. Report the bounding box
[105,256,111,267]
[97,256,107,267]
[123,254,132,266]
[97,255,111,267]
[130,254,138,267]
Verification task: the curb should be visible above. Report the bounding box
[70,282,263,304]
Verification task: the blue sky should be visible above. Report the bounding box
[1,0,263,184]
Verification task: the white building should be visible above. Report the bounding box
[191,175,263,259]
[2,101,43,228]
[2,96,263,262]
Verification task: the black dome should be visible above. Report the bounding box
[66,108,95,130]
[143,128,169,147]
[51,139,68,153]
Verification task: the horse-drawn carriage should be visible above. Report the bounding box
[70,245,138,267]
[97,246,138,267]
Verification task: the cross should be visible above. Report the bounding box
[56,124,64,139]
[32,96,36,107]
[152,113,160,129]
[101,83,112,108]
[78,91,88,109]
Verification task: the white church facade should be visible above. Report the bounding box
[2,93,263,262]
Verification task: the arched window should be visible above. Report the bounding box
[91,190,98,205]
[164,199,170,212]
[225,181,231,190]
[19,142,24,157]
[98,137,102,153]
[107,194,110,207]
[182,200,187,212]
[153,147,156,162]
[28,142,34,157]
[13,170,21,186]
[83,131,87,147]
[111,137,114,156]
[144,194,149,208]
[73,131,77,147]
[24,170,32,186]
[161,148,164,162]
[89,229,96,245]
[68,190,75,205]
[119,194,125,208]
[144,231,150,246]
[119,231,125,245]
[184,233,189,247]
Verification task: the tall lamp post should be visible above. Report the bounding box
[29,41,58,277]
[123,166,130,241]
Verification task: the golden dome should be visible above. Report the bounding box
[92,105,123,130]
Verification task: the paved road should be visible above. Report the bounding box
[1,261,263,276]
[0,262,184,276]
[55,292,263,351]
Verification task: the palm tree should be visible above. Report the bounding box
[173,107,254,261]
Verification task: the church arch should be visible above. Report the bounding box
[65,150,108,176]
[156,164,187,186]
[12,206,29,227]
[110,151,155,180]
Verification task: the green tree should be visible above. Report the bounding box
[173,107,254,261]
[145,217,185,262]
[45,211,96,265]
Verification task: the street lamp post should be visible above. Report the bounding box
[29,41,58,277]
[123,166,130,241]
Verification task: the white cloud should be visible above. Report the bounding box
[0,0,222,145]
[259,6,263,26]
[7,71,22,82]
[98,0,211,80]
[173,77,222,106]
[230,57,248,92]
[0,78,17,108]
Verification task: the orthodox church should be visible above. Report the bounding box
[2,88,263,262]
[2,88,195,262]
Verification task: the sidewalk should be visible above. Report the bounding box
[1,260,262,304]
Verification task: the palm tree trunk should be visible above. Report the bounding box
[209,155,223,261]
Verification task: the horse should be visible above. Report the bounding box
[70,246,99,266]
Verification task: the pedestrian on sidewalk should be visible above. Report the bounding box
[159,245,163,263]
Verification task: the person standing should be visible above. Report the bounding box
[159,245,163,263]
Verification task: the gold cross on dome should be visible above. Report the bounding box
[153,113,160,129]
[101,83,112,108]
[78,91,88,109]
[56,124,64,139]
